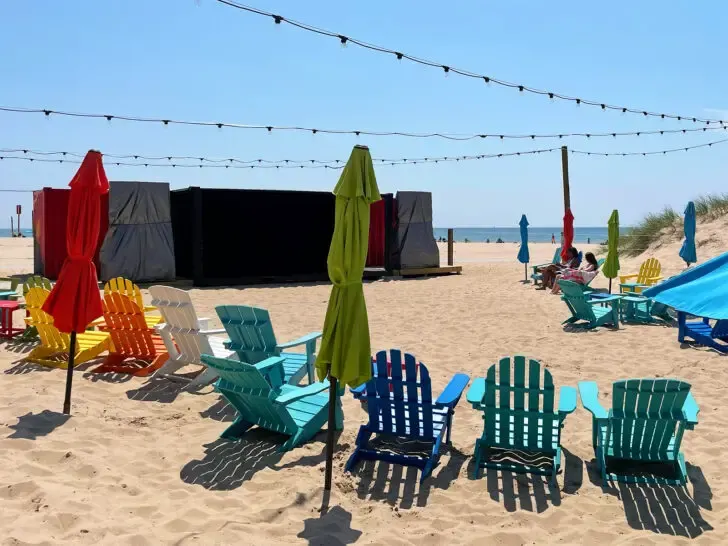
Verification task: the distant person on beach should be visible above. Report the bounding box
[560,231,564,247]
[539,247,579,289]
[551,251,599,294]
[587,237,591,244]
[551,233,555,244]
[486,238,490,243]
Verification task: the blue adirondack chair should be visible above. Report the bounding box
[531,248,563,286]
[559,280,620,329]
[200,353,342,451]
[216,305,320,385]
[467,356,576,483]
[678,313,728,353]
[346,350,470,482]
[579,379,699,484]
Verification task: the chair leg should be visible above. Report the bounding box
[421,437,442,483]
[280,431,304,452]
[186,367,219,390]
[471,439,484,479]
[345,428,372,473]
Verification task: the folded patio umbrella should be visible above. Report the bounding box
[561,208,574,261]
[602,209,620,293]
[517,214,530,281]
[679,201,697,267]
[42,150,109,414]
[315,144,381,492]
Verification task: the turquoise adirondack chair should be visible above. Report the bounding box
[216,305,320,385]
[200,353,342,451]
[531,248,563,286]
[346,349,470,483]
[579,379,699,485]
[559,280,620,329]
[467,356,576,483]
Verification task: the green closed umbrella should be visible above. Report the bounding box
[602,209,620,293]
[316,144,381,492]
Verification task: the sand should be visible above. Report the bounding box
[0,235,725,545]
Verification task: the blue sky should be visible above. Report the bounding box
[1,0,726,228]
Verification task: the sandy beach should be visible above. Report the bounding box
[0,235,724,545]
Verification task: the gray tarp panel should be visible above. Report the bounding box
[100,181,176,282]
[394,191,440,269]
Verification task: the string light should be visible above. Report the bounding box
[215,1,726,126]
[571,137,728,157]
[0,147,561,169]
[1,106,725,142]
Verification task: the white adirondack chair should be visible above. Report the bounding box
[148,285,234,390]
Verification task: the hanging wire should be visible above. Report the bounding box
[571,137,728,156]
[1,106,726,142]
[215,1,726,126]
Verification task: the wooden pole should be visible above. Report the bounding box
[447,228,454,266]
[10,216,14,237]
[561,146,571,211]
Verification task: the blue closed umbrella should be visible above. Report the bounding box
[517,214,530,281]
[679,201,697,267]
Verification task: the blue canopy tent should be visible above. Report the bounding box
[517,214,530,282]
[644,251,728,352]
[678,201,697,267]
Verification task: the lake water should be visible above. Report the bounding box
[433,227,621,244]
[0,229,33,238]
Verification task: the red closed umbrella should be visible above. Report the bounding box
[42,150,109,414]
[560,208,574,261]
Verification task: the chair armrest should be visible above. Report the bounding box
[197,317,210,329]
[682,392,700,428]
[592,295,622,304]
[200,328,227,335]
[578,381,609,419]
[646,276,663,284]
[276,331,322,350]
[435,373,470,408]
[619,274,638,283]
[256,356,286,387]
[155,323,179,359]
[276,380,330,404]
[558,386,577,415]
[466,377,486,407]
[350,383,367,397]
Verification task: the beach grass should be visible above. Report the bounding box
[619,193,728,256]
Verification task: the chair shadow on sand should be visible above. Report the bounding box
[199,396,237,422]
[180,429,342,492]
[8,410,71,440]
[352,442,466,509]
[125,376,189,404]
[586,460,713,538]
[468,447,583,513]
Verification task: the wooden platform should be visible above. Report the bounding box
[390,265,462,278]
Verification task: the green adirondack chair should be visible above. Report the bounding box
[18,276,54,340]
[559,279,620,329]
[0,277,21,301]
[216,305,320,385]
[199,353,342,451]
[467,356,577,483]
[578,379,699,485]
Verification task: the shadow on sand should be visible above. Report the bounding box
[7,410,71,440]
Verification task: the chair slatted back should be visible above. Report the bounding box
[364,350,434,441]
[23,276,53,295]
[637,258,661,285]
[105,277,147,312]
[474,356,560,451]
[149,285,213,363]
[608,379,690,461]
[102,293,157,358]
[201,354,296,434]
[216,305,279,363]
[559,280,597,322]
[24,286,69,352]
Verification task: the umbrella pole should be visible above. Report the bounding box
[608,278,612,294]
[524,263,528,282]
[324,366,337,492]
[63,330,77,415]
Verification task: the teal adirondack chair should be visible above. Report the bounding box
[200,353,342,451]
[579,379,699,485]
[216,305,320,385]
[531,248,562,286]
[559,280,620,329]
[467,356,576,483]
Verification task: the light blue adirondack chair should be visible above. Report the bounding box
[678,313,728,353]
[559,280,620,329]
[579,379,699,485]
[531,248,563,286]
[200,353,342,451]
[216,305,320,385]
[346,350,470,482]
[467,356,576,484]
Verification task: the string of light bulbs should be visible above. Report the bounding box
[215,1,726,126]
[571,137,728,156]
[1,106,726,142]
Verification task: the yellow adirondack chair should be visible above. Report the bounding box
[24,286,110,368]
[619,257,664,294]
[91,293,168,376]
[91,277,162,329]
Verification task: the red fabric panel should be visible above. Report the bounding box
[561,208,575,261]
[366,199,385,267]
[42,151,110,333]
[34,188,108,279]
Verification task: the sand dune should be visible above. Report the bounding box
[0,238,725,544]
